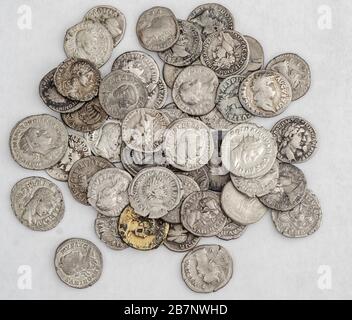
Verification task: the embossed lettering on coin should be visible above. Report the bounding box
[217,217,247,241]
[241,35,264,76]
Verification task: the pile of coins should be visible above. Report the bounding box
[9,4,322,293]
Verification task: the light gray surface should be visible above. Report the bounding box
[0,0,350,300]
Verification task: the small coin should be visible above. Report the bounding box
[266,53,311,101]
[271,116,317,164]
[161,102,189,123]
[164,223,200,252]
[173,166,210,191]
[181,244,233,293]
[46,134,91,182]
[54,238,103,289]
[162,63,183,89]
[239,70,292,118]
[145,78,168,109]
[88,168,132,217]
[217,217,247,241]
[136,6,180,52]
[118,206,169,250]
[11,176,65,231]
[10,114,69,170]
[200,108,235,130]
[241,35,264,76]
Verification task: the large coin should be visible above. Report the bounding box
[10,114,68,170]
[11,176,65,231]
[145,78,168,110]
[54,238,103,289]
[162,63,183,89]
[217,217,247,241]
[241,35,264,76]
[164,223,200,252]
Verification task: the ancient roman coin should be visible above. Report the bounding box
[84,120,122,163]
[161,103,189,123]
[10,114,68,170]
[271,116,317,164]
[201,30,249,78]
[162,63,183,89]
[181,244,233,293]
[87,168,132,217]
[99,70,147,119]
[241,35,264,76]
[259,163,307,211]
[128,167,183,219]
[239,70,292,118]
[11,176,65,231]
[271,189,322,238]
[39,68,84,113]
[172,65,218,116]
[118,206,169,250]
[217,217,247,241]
[54,58,101,102]
[145,78,168,109]
[136,6,180,52]
[266,53,311,101]
[164,224,200,252]
[64,20,113,68]
[84,5,126,47]
[46,134,91,182]
[221,123,277,178]
[68,156,114,205]
[174,166,210,191]
[164,118,214,171]
[181,191,227,237]
[54,238,103,289]
[221,182,268,225]
[200,108,234,130]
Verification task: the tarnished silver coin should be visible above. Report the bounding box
[239,70,292,118]
[128,167,183,219]
[201,30,249,78]
[221,123,277,178]
[11,176,65,231]
[64,20,113,68]
[54,58,101,102]
[136,6,180,52]
[172,65,218,116]
[217,217,247,241]
[68,156,114,205]
[99,70,147,119]
[163,63,183,89]
[161,103,189,123]
[84,119,122,163]
[259,163,307,211]
[164,223,200,252]
[145,78,168,109]
[241,35,264,76]
[200,108,234,130]
[47,134,91,182]
[272,189,322,238]
[54,238,103,289]
[181,191,227,237]
[221,182,268,225]
[267,53,311,101]
[88,168,132,217]
[174,166,210,191]
[84,5,126,47]
[181,244,233,293]
[10,114,68,170]
[271,116,317,164]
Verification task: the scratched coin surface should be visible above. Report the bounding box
[181,244,233,293]
[241,35,264,76]
[174,167,210,191]
[162,63,183,89]
[161,103,189,123]
[11,176,65,231]
[164,223,200,252]
[145,78,168,110]
[200,108,234,130]
[54,238,103,289]
[217,217,247,241]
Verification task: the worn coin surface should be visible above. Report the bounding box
[163,63,183,89]
[161,103,189,123]
[11,176,65,231]
[271,116,317,164]
[145,78,168,109]
[181,244,233,293]
[217,217,247,241]
[200,108,234,130]
[174,167,210,191]
[10,114,68,170]
[241,35,264,76]
[164,223,200,252]
[54,238,103,289]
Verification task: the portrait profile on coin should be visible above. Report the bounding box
[252,76,277,113]
[20,127,58,156]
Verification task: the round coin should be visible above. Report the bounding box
[161,103,189,123]
[162,63,183,89]
[164,223,200,252]
[145,78,168,109]
[200,108,235,130]
[217,217,247,241]
[173,166,210,191]
[241,35,264,76]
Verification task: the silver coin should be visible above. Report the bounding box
[54,58,101,102]
[239,70,292,118]
[145,78,168,109]
[200,108,235,130]
[259,163,307,211]
[221,123,277,178]
[241,35,264,76]
[10,114,69,170]
[136,6,180,52]
[128,167,183,219]
[217,217,247,241]
[271,116,318,164]
[11,176,65,231]
[181,244,233,293]
[46,134,91,182]
[272,189,322,238]
[88,168,132,217]
[84,5,126,47]
[221,182,268,225]
[201,30,249,78]
[181,191,227,237]
[173,166,210,191]
[162,63,183,89]
[266,53,311,101]
[161,103,189,123]
[99,70,147,119]
[64,20,113,68]
[164,223,200,252]
[54,238,103,289]
[172,65,218,116]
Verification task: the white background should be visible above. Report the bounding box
[0,0,351,300]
